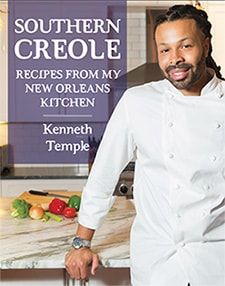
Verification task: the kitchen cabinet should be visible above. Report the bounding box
[1,268,130,286]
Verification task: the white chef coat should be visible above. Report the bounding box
[78,70,225,286]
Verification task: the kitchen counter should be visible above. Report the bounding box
[0,196,135,269]
[1,166,88,180]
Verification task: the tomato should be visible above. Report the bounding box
[62,207,77,218]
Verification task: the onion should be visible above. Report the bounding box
[29,205,45,220]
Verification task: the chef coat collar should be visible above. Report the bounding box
[165,68,222,98]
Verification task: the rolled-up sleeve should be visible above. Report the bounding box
[78,91,136,229]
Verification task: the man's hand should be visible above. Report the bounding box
[65,247,99,280]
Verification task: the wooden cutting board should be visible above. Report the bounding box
[18,190,82,206]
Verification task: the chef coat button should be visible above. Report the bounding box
[178,242,185,248]
[216,123,222,129]
[211,155,217,162]
[218,92,224,98]
[168,122,174,128]
[169,153,174,159]
[176,241,186,251]
[175,184,181,190]
[176,213,182,219]
[203,184,210,191]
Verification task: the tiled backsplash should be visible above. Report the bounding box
[127,6,146,71]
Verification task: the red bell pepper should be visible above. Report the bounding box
[48,198,67,215]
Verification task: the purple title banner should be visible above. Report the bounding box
[8,0,127,163]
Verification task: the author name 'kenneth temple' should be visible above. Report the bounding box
[43,123,92,155]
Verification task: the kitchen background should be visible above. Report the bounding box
[0,1,225,285]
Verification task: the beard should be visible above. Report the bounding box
[163,54,206,90]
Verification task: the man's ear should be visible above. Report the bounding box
[203,37,210,58]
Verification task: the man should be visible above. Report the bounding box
[65,5,225,286]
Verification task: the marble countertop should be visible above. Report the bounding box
[0,197,136,269]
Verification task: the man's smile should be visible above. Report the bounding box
[169,67,190,81]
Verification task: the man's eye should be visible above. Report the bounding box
[160,49,169,54]
[182,44,192,49]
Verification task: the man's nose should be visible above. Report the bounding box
[169,49,184,66]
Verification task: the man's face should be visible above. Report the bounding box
[155,19,209,90]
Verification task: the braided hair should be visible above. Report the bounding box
[154,5,224,80]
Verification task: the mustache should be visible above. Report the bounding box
[166,63,192,73]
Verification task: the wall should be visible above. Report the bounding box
[127,6,146,71]
[207,1,225,77]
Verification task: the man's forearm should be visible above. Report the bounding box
[76,223,95,240]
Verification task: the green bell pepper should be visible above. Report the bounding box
[68,195,81,211]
